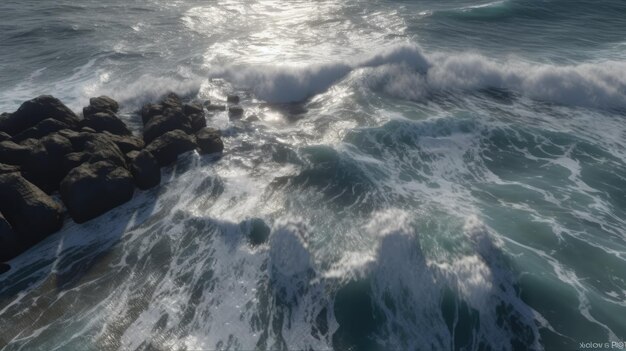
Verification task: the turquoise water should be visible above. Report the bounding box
[1,0,625,350]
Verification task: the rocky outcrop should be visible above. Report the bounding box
[0,173,64,256]
[0,95,79,136]
[143,110,192,144]
[141,93,207,143]
[83,95,119,117]
[128,150,161,190]
[81,112,132,136]
[21,134,74,193]
[60,161,135,223]
[0,140,29,165]
[145,130,197,166]
[229,106,244,119]
[196,127,224,155]
[12,118,71,142]
[227,95,240,104]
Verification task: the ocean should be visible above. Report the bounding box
[1,0,625,350]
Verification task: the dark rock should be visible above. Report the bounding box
[246,115,260,122]
[0,95,78,136]
[196,127,224,155]
[21,134,74,193]
[0,141,29,165]
[206,104,226,111]
[101,132,144,154]
[229,106,244,119]
[143,110,192,144]
[240,218,270,246]
[81,112,132,136]
[0,173,63,247]
[83,95,119,117]
[0,131,12,142]
[0,163,20,175]
[130,150,161,190]
[60,161,134,223]
[81,127,97,133]
[203,100,211,107]
[141,103,164,125]
[227,95,240,104]
[189,113,207,132]
[145,130,197,167]
[183,102,203,116]
[161,92,183,110]
[12,118,71,143]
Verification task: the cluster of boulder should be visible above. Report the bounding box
[0,93,226,263]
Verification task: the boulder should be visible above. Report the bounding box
[21,134,74,193]
[195,127,224,155]
[66,133,128,168]
[0,131,12,142]
[143,110,192,144]
[12,118,71,143]
[145,130,197,167]
[206,104,226,111]
[229,106,244,119]
[0,163,20,175]
[60,161,134,223]
[183,102,203,116]
[83,95,119,117]
[227,95,240,104]
[141,103,164,125]
[189,113,207,132]
[81,112,132,136]
[129,150,161,190]
[0,141,29,165]
[161,92,183,110]
[0,263,9,274]
[101,131,144,154]
[0,173,63,245]
[0,95,78,136]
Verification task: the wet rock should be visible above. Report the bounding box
[141,103,164,125]
[60,161,135,223]
[0,263,9,274]
[229,106,244,119]
[0,173,64,245]
[143,110,192,144]
[227,95,240,104]
[246,115,260,122]
[0,163,20,175]
[241,218,271,246]
[129,150,161,190]
[12,118,70,143]
[205,104,226,111]
[196,127,224,155]
[0,140,29,165]
[21,134,74,193]
[83,95,119,117]
[0,131,10,142]
[145,130,197,167]
[183,102,203,116]
[161,92,183,110]
[189,113,207,132]
[0,95,78,136]
[81,111,132,136]
[100,131,144,154]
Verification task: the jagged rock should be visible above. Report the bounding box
[205,104,226,111]
[0,141,29,165]
[83,96,119,117]
[229,106,244,119]
[101,131,144,154]
[12,118,71,143]
[21,134,74,193]
[143,110,192,144]
[81,111,132,136]
[145,130,197,166]
[161,92,183,110]
[196,127,224,155]
[189,113,207,132]
[0,131,9,142]
[129,150,161,190]
[0,163,20,175]
[0,173,64,251]
[183,102,203,116]
[227,95,240,104]
[141,103,164,125]
[0,95,79,136]
[81,126,97,133]
[60,161,134,223]
[246,115,260,122]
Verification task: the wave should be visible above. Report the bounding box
[214,43,626,109]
